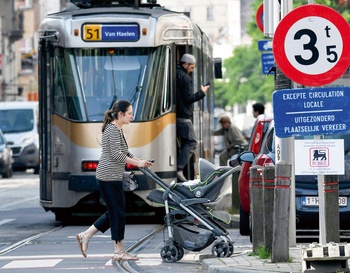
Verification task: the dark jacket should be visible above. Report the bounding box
[176,65,205,119]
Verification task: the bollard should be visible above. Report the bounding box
[272,161,291,263]
[263,165,275,253]
[324,175,340,243]
[250,165,263,253]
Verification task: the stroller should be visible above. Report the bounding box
[139,158,241,263]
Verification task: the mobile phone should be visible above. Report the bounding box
[148,159,155,163]
[204,82,210,86]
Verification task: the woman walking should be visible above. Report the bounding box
[76,100,153,261]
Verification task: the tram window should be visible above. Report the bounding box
[53,48,84,121]
[53,47,171,122]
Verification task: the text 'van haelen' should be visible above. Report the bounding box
[105,31,136,37]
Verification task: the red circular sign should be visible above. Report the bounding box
[256,4,264,33]
[273,4,350,86]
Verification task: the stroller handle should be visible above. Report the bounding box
[139,167,170,189]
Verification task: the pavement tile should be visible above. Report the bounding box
[200,228,304,273]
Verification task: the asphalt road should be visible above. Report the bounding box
[0,171,211,273]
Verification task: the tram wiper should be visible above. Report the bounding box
[129,65,146,105]
[109,95,118,109]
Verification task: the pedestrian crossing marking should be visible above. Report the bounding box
[0,219,15,226]
[2,259,62,268]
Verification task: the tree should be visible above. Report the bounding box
[216,0,350,107]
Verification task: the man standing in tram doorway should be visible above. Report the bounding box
[176,53,210,182]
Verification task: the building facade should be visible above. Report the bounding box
[0,0,254,101]
[158,0,254,60]
[0,0,24,101]
[0,0,64,102]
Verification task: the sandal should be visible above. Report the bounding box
[76,232,89,258]
[113,250,139,261]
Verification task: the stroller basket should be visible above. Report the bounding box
[172,224,215,251]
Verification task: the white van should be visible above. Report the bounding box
[0,101,39,174]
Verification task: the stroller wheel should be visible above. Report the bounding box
[227,241,234,257]
[174,242,184,261]
[211,241,231,258]
[160,244,181,263]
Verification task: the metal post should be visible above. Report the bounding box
[274,66,296,247]
[274,0,296,247]
[324,175,340,243]
[317,172,326,245]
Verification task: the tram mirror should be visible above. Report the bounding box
[214,58,222,79]
[104,57,141,71]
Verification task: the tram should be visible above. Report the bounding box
[38,0,221,220]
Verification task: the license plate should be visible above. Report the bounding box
[302,196,347,207]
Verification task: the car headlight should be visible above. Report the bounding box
[21,137,34,146]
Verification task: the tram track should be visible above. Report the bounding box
[113,225,164,273]
[0,226,63,256]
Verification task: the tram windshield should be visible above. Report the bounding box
[53,46,171,122]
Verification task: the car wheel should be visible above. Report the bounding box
[34,166,40,174]
[239,204,250,236]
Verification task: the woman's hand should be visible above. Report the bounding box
[137,160,153,168]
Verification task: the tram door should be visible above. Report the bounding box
[38,40,53,203]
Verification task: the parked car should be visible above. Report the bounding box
[230,115,272,235]
[238,120,350,231]
[0,129,13,178]
[0,101,39,174]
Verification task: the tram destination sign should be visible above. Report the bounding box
[273,87,350,138]
[83,24,139,42]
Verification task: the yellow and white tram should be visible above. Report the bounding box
[38,0,221,220]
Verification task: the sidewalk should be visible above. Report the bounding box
[202,180,304,273]
[199,219,303,273]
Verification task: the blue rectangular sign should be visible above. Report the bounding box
[261,53,274,74]
[273,87,350,138]
[258,39,273,51]
[101,24,139,42]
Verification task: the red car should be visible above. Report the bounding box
[235,115,272,235]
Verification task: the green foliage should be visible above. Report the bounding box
[217,0,350,108]
[254,243,271,259]
[218,44,274,105]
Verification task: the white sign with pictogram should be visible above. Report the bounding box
[294,139,344,175]
[273,4,350,86]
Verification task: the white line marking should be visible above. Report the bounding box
[0,254,113,260]
[0,219,15,226]
[0,197,38,210]
[2,259,62,269]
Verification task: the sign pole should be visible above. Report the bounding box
[273,1,350,247]
[315,135,326,244]
[274,0,296,247]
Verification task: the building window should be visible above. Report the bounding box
[19,38,36,72]
[17,0,33,9]
[207,6,214,21]
[184,7,191,18]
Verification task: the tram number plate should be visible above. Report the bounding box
[83,24,139,42]
[83,25,101,41]
[302,196,347,206]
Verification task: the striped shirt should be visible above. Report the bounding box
[96,123,134,181]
